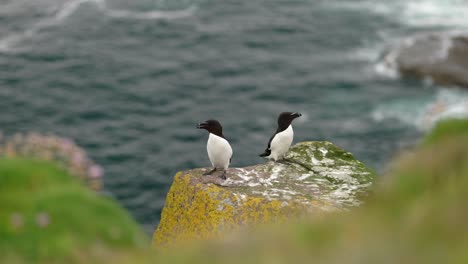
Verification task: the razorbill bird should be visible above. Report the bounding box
[259,112,302,161]
[197,119,233,180]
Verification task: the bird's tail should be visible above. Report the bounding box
[259,152,269,158]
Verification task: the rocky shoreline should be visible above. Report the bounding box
[379,32,468,88]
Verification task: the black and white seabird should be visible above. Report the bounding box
[259,112,302,161]
[197,119,233,180]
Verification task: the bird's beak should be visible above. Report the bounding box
[292,112,302,118]
[197,122,207,129]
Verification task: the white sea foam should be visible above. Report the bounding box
[372,40,406,79]
[402,0,468,28]
[346,39,401,79]
[0,0,196,53]
[329,0,468,79]
[103,5,196,20]
[324,0,468,29]
[0,0,101,52]
[56,0,104,20]
[347,44,382,62]
[372,89,468,130]
[322,1,393,16]
[419,90,468,130]
[374,61,399,79]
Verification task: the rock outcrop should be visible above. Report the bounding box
[153,141,375,247]
[380,33,468,88]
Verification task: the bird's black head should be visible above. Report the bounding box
[197,119,224,137]
[277,112,302,130]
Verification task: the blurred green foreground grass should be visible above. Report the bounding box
[1,119,467,264]
[159,119,468,264]
[0,159,149,263]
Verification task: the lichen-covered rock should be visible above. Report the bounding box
[153,141,375,247]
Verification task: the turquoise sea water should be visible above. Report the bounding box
[1,0,468,232]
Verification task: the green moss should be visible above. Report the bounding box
[287,141,375,179]
[0,158,149,264]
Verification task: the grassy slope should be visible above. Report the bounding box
[423,118,468,145]
[157,119,468,263]
[0,159,150,264]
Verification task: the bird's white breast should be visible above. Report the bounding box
[269,125,294,161]
[207,133,233,169]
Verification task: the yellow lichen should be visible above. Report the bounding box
[152,171,308,248]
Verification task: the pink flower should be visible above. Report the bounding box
[72,152,85,166]
[36,212,50,228]
[88,165,104,179]
[60,138,74,152]
[10,213,23,229]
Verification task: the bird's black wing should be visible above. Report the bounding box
[259,133,275,157]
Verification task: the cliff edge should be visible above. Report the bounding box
[153,141,375,247]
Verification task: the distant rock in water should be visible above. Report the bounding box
[380,33,468,88]
[153,141,375,247]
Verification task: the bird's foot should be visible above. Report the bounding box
[220,171,227,180]
[203,168,217,176]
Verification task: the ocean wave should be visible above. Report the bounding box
[0,0,196,53]
[103,5,196,20]
[402,0,468,28]
[0,0,100,53]
[345,40,401,79]
[372,88,468,131]
[372,36,414,80]
[324,0,468,29]
[56,0,105,20]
